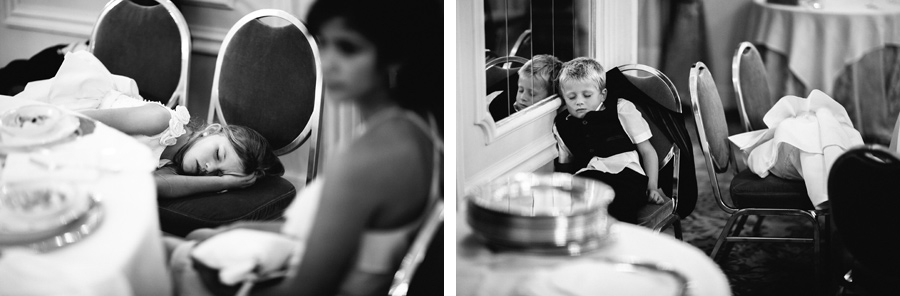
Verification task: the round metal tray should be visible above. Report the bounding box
[467,172,616,255]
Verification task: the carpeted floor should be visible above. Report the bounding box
[679,112,827,296]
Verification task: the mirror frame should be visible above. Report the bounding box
[459,0,638,197]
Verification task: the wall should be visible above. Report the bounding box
[701,0,754,110]
[457,0,638,201]
[0,0,354,190]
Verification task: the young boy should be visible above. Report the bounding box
[552,57,666,224]
[489,54,562,121]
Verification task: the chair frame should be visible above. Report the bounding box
[617,64,683,240]
[509,29,532,58]
[388,199,444,296]
[207,9,324,182]
[89,0,191,109]
[690,61,827,287]
[485,55,529,70]
[731,41,767,132]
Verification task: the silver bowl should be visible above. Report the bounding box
[466,172,616,255]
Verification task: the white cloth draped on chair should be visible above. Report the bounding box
[12,51,145,112]
[728,89,864,207]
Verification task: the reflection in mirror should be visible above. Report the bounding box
[483,0,593,124]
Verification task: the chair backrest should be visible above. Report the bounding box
[828,146,900,278]
[617,64,682,205]
[509,29,532,58]
[485,55,529,96]
[388,199,444,296]
[732,42,773,132]
[890,112,900,154]
[208,9,323,180]
[690,62,732,203]
[90,0,190,108]
[486,56,529,120]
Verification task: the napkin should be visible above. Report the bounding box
[190,229,301,285]
[0,249,130,296]
[13,50,145,112]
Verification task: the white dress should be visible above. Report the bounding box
[728,89,864,207]
[13,50,190,167]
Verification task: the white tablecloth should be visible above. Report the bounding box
[456,202,731,296]
[751,0,900,142]
[0,96,172,296]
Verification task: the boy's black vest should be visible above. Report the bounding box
[554,98,636,170]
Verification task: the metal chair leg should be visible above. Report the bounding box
[752,215,765,235]
[673,220,683,241]
[711,213,741,261]
[718,214,750,260]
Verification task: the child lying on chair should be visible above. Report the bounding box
[11,50,284,198]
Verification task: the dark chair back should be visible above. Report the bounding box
[485,56,529,121]
[90,0,190,107]
[732,42,773,132]
[209,9,323,178]
[828,146,900,280]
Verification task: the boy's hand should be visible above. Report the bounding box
[220,173,257,189]
[647,188,668,204]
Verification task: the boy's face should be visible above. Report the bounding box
[560,79,606,118]
[515,75,549,111]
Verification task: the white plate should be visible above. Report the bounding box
[0,105,81,150]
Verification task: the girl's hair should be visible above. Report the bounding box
[307,0,443,135]
[557,57,606,98]
[519,54,562,95]
[170,122,285,177]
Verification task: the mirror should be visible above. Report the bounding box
[484,0,593,123]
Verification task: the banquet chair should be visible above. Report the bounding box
[157,9,323,237]
[828,146,900,295]
[509,29,532,59]
[613,64,688,239]
[388,199,444,296]
[486,56,529,121]
[689,61,827,286]
[732,42,774,132]
[90,0,190,108]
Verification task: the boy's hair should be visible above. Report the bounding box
[557,57,606,97]
[518,54,562,94]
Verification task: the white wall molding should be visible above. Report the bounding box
[463,134,558,195]
[3,1,98,38]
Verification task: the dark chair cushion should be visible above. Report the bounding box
[730,169,813,210]
[158,176,296,237]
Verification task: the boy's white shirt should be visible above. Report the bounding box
[554,98,652,175]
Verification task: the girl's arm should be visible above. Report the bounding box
[636,140,666,204]
[154,166,257,199]
[79,104,170,136]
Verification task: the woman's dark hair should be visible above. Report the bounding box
[171,122,285,177]
[307,0,443,135]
